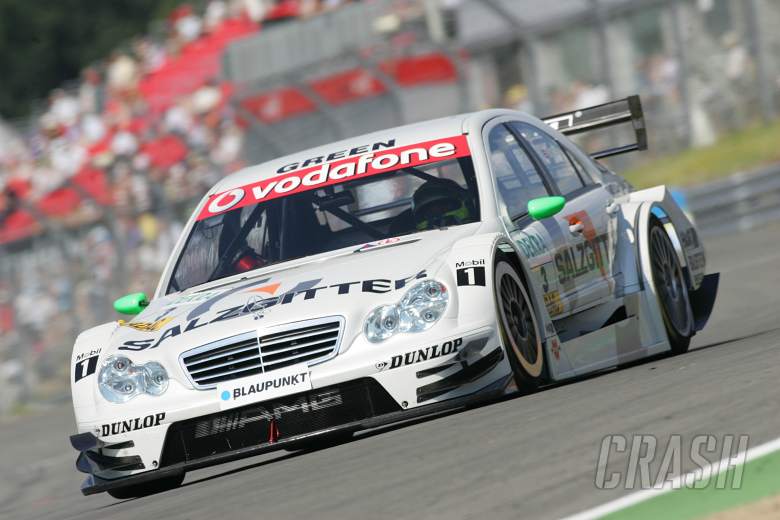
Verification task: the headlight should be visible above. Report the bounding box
[98,356,169,403]
[364,279,449,343]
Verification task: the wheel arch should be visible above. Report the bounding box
[491,238,553,337]
[437,232,561,381]
[491,237,556,381]
[437,232,554,338]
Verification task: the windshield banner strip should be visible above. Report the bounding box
[197,135,471,221]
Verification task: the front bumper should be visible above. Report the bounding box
[72,326,511,495]
[73,373,510,496]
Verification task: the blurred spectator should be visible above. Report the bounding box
[211,120,244,167]
[234,0,266,22]
[171,4,203,44]
[80,112,107,144]
[106,51,140,98]
[192,80,223,115]
[110,123,140,158]
[164,99,195,134]
[503,84,532,113]
[79,67,104,114]
[571,81,609,110]
[133,38,167,75]
[205,0,229,30]
[723,32,750,83]
[49,89,80,128]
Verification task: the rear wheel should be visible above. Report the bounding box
[494,260,544,392]
[106,472,185,500]
[649,222,693,354]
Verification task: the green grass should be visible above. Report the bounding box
[623,119,780,189]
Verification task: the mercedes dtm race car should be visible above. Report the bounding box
[70,96,719,498]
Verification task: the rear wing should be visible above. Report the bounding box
[542,95,647,160]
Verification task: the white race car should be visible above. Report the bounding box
[70,97,719,498]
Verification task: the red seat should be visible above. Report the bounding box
[37,188,83,217]
[138,18,258,113]
[0,302,13,333]
[265,0,300,21]
[309,69,387,106]
[380,52,458,86]
[73,166,113,206]
[241,88,316,124]
[5,177,31,200]
[0,210,40,244]
[141,134,188,169]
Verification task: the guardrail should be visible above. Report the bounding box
[682,163,780,236]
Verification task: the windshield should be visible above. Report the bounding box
[168,155,479,293]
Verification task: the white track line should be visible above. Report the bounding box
[560,435,780,520]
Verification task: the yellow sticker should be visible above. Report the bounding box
[119,317,174,332]
[543,291,564,316]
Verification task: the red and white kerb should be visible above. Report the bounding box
[197,135,470,221]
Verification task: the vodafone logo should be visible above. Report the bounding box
[198,136,470,221]
[207,188,245,214]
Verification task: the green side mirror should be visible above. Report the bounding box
[113,292,149,315]
[527,196,566,220]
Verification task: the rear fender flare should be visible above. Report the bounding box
[628,186,707,289]
[637,200,719,332]
[614,197,673,348]
[621,187,717,342]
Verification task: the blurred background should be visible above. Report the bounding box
[0,0,778,417]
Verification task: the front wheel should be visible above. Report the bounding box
[106,472,185,500]
[494,260,544,392]
[649,222,694,354]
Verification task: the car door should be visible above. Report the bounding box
[485,122,569,319]
[508,121,619,314]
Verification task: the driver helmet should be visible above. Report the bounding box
[412,179,471,230]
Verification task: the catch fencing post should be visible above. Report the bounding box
[481,0,545,113]
[746,0,777,121]
[670,0,693,148]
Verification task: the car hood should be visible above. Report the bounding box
[105,225,478,364]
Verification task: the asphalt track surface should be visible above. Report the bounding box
[2,223,780,520]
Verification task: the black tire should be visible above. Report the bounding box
[648,221,694,354]
[494,259,544,392]
[106,472,185,500]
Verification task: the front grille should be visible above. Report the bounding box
[160,378,400,466]
[182,333,261,388]
[181,317,343,389]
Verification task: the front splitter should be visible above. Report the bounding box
[79,374,512,496]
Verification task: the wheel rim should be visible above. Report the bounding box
[650,226,692,336]
[499,270,539,369]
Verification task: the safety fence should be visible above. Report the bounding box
[683,163,780,237]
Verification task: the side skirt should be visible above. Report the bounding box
[553,290,670,379]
